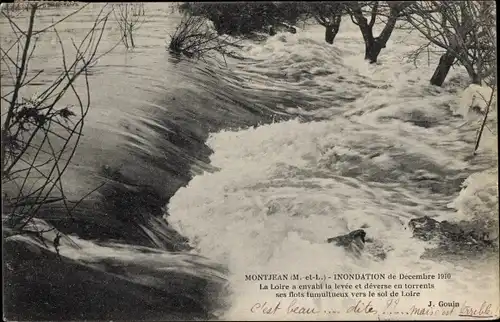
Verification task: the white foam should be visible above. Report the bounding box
[168,18,499,320]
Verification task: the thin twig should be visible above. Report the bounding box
[473,86,496,155]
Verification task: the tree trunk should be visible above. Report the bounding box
[466,68,482,85]
[365,8,398,64]
[472,73,482,86]
[128,26,135,48]
[352,13,379,63]
[269,26,276,36]
[324,25,338,44]
[324,14,341,45]
[430,51,455,86]
[471,74,482,85]
[364,38,384,63]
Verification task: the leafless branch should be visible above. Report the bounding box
[168,14,243,65]
[1,4,113,237]
[401,1,496,85]
[112,3,146,49]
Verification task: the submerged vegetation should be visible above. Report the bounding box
[172,1,496,88]
[168,14,242,63]
[169,1,496,151]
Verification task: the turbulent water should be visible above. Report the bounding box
[2,3,498,321]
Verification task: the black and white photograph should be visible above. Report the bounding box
[1,1,498,320]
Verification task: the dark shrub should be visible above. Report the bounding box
[179,2,308,36]
[168,14,242,62]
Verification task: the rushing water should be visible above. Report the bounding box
[2,3,498,321]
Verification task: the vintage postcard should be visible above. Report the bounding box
[2,1,498,321]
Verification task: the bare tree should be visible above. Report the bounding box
[346,1,412,63]
[1,3,113,236]
[112,3,146,49]
[306,2,345,44]
[402,1,496,86]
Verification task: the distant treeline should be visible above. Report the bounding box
[178,2,310,36]
[3,1,80,11]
